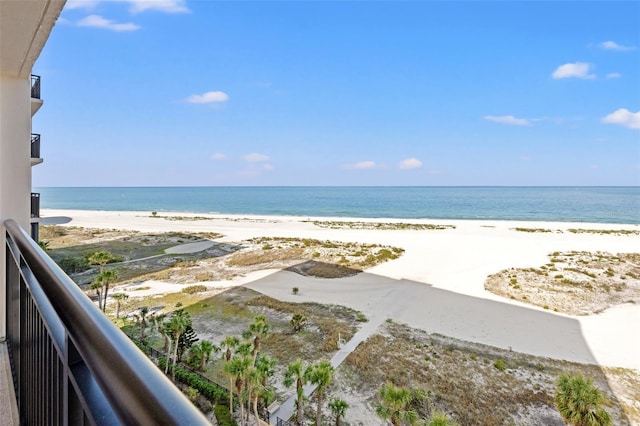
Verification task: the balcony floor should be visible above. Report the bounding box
[0,341,18,426]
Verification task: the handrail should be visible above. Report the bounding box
[30,74,41,99]
[5,219,209,425]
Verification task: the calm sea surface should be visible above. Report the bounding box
[35,187,640,224]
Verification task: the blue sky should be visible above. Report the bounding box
[33,0,640,187]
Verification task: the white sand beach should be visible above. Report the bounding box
[42,209,640,371]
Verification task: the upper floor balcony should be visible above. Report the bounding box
[2,220,209,424]
[30,193,40,220]
[30,133,43,166]
[30,75,42,116]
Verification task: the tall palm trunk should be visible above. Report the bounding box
[296,378,304,426]
[165,339,172,375]
[172,331,180,380]
[228,376,234,416]
[253,395,260,426]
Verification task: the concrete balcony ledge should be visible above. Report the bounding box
[0,341,19,426]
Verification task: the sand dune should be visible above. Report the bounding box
[42,208,640,371]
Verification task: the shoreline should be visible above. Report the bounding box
[40,208,640,371]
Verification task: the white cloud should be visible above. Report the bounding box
[186,91,229,104]
[606,72,622,79]
[599,41,636,51]
[77,15,140,31]
[483,115,532,126]
[65,0,100,10]
[399,158,423,170]
[552,62,596,79]
[262,164,275,171]
[601,108,640,129]
[210,153,226,160]
[127,0,189,14]
[243,153,270,163]
[344,161,376,170]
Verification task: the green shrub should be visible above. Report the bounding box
[493,359,506,371]
[356,312,368,322]
[57,256,90,274]
[214,405,238,426]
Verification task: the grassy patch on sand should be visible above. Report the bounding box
[309,220,455,230]
[485,251,640,315]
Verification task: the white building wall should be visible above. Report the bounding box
[0,76,32,338]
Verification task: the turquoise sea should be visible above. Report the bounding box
[35,187,640,224]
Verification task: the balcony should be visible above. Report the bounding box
[30,193,40,219]
[3,220,209,424]
[30,75,42,116]
[30,133,43,166]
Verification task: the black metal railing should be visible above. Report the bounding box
[5,220,209,425]
[31,75,41,99]
[30,193,40,218]
[31,134,41,159]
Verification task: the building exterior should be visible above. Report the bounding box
[1,0,65,345]
[0,2,209,423]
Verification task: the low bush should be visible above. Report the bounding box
[182,285,208,294]
[493,359,506,371]
[214,405,237,426]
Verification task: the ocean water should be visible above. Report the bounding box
[35,187,640,224]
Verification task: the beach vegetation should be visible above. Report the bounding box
[329,398,349,426]
[284,359,310,426]
[290,313,307,332]
[182,285,208,294]
[375,382,418,426]
[554,373,611,426]
[309,220,455,231]
[292,286,299,295]
[493,359,507,372]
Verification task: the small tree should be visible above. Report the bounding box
[111,292,128,319]
[555,372,611,426]
[307,361,334,426]
[133,306,149,344]
[94,269,117,313]
[284,359,309,426]
[290,313,307,333]
[221,336,240,413]
[247,315,270,367]
[167,310,190,380]
[375,382,418,426]
[87,250,115,274]
[329,398,349,426]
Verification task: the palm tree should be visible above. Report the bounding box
[375,382,418,426]
[555,373,611,426]
[134,306,150,344]
[247,367,270,426]
[224,355,251,425]
[247,315,270,366]
[87,250,115,274]
[284,359,309,426]
[111,292,128,319]
[290,313,307,333]
[221,336,240,412]
[94,269,117,313]
[329,398,349,426]
[90,281,103,310]
[307,361,334,426]
[168,311,189,380]
[199,340,219,371]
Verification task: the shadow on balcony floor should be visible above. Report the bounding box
[0,342,18,426]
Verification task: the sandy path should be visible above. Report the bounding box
[43,209,640,371]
